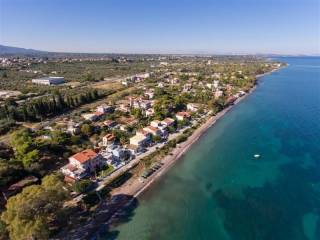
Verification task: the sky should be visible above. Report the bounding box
[0,0,319,54]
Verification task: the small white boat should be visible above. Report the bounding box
[254,154,260,158]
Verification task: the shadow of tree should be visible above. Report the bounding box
[90,194,139,240]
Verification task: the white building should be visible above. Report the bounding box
[161,118,175,127]
[96,104,113,114]
[81,113,98,121]
[150,120,162,128]
[176,112,191,121]
[213,80,219,89]
[145,90,155,99]
[130,134,150,147]
[61,149,103,180]
[145,108,155,117]
[143,126,162,137]
[187,103,200,112]
[32,76,65,85]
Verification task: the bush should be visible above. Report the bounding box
[73,179,93,193]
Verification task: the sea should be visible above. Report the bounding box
[104,57,320,240]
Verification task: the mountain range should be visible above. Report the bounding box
[0,45,46,55]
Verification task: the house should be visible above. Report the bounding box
[121,79,129,86]
[212,73,221,79]
[170,78,179,85]
[67,122,80,135]
[103,120,118,129]
[150,120,161,128]
[118,103,130,112]
[187,103,200,112]
[183,83,192,92]
[140,100,152,110]
[61,149,103,180]
[96,104,113,114]
[145,89,154,99]
[145,108,155,117]
[206,83,213,89]
[176,112,191,121]
[213,80,219,89]
[126,144,143,155]
[160,61,168,66]
[68,149,102,172]
[94,111,104,119]
[161,118,175,127]
[136,129,152,139]
[102,133,116,146]
[143,126,162,137]
[82,113,98,121]
[130,134,150,147]
[158,82,165,88]
[112,147,128,161]
[60,164,87,181]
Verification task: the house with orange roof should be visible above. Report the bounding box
[175,112,191,121]
[61,149,103,180]
[143,126,162,137]
[103,120,118,129]
[102,133,116,146]
[161,118,175,127]
[136,129,152,139]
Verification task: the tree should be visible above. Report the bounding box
[152,135,162,143]
[73,179,93,193]
[131,108,143,120]
[0,159,25,188]
[1,174,67,240]
[0,220,8,240]
[11,129,41,168]
[80,123,93,136]
[51,130,69,145]
[22,149,40,168]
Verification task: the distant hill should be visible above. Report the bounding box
[0,45,46,56]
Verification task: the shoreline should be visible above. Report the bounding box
[60,67,283,239]
[131,90,251,199]
[126,65,286,199]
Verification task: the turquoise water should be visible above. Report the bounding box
[106,57,320,240]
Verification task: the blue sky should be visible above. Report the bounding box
[0,0,319,54]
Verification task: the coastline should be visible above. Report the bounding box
[127,65,286,198]
[116,88,253,199]
[60,67,283,239]
[103,82,258,225]
[105,66,286,220]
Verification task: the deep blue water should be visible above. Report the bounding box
[107,57,320,240]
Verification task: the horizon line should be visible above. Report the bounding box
[1,44,320,57]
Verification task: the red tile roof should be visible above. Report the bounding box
[94,112,104,116]
[176,112,191,117]
[137,129,150,136]
[145,126,159,132]
[104,120,116,126]
[70,149,97,164]
[162,118,175,124]
[104,133,115,141]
